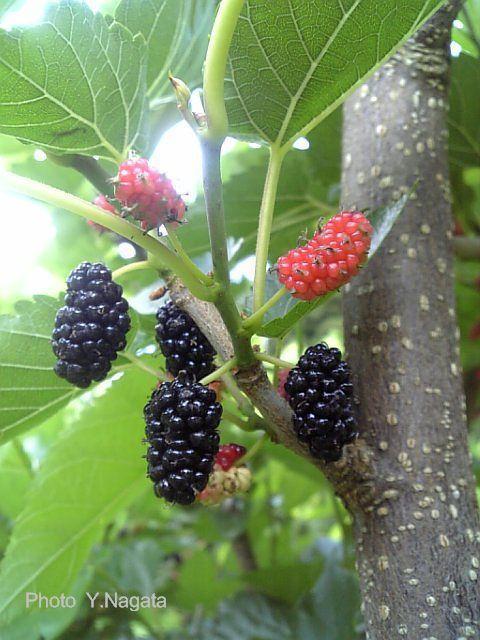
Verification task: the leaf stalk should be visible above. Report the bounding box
[253,146,286,312]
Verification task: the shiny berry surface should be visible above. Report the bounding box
[285,343,358,462]
[144,378,222,505]
[277,211,373,301]
[155,302,216,380]
[52,263,130,388]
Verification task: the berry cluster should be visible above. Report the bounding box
[144,377,222,505]
[114,156,186,231]
[155,302,216,380]
[277,211,373,301]
[284,343,357,462]
[198,444,251,505]
[52,263,130,388]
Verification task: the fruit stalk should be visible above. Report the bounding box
[243,286,288,332]
[112,260,151,280]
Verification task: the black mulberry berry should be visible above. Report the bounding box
[155,302,216,379]
[52,262,130,388]
[284,343,358,462]
[144,377,222,505]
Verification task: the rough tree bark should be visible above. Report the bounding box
[341,3,480,638]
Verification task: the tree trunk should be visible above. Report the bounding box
[341,4,480,639]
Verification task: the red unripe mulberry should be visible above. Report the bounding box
[277,211,373,301]
[114,156,185,230]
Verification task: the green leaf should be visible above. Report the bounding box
[0,443,32,520]
[0,296,77,445]
[189,563,360,640]
[0,0,147,160]
[454,1,480,59]
[115,0,214,102]
[226,0,445,147]
[189,592,291,640]
[449,54,480,168]
[0,568,92,640]
[244,561,324,605]
[0,294,153,444]
[175,550,240,612]
[293,564,360,640]
[91,538,171,596]
[258,191,412,338]
[0,370,150,625]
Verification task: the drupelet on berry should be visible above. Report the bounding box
[277,211,373,301]
[285,343,358,462]
[52,262,130,388]
[144,377,222,505]
[155,302,216,380]
[114,156,186,231]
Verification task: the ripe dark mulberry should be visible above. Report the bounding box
[284,343,358,462]
[52,262,130,388]
[144,377,222,505]
[155,302,216,379]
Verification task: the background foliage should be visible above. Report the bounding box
[0,0,478,638]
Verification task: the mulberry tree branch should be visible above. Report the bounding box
[168,277,376,510]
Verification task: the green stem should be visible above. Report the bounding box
[236,433,269,466]
[112,260,152,280]
[253,147,286,312]
[166,224,214,286]
[120,352,166,380]
[272,336,285,388]
[255,353,294,369]
[200,357,238,385]
[200,138,231,288]
[203,0,245,141]
[243,286,288,332]
[0,170,216,302]
[221,372,256,416]
[222,409,252,430]
[200,138,256,367]
[12,438,34,478]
